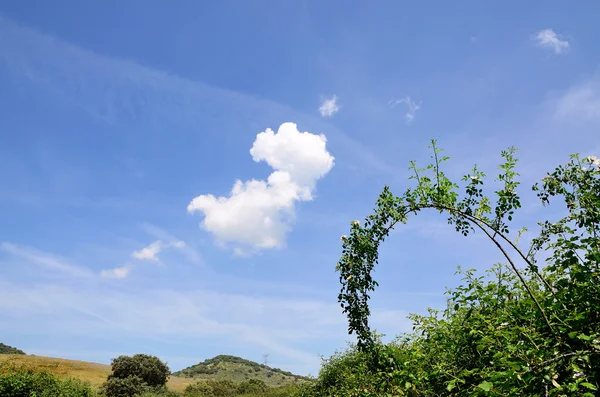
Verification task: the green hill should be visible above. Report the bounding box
[0,343,25,355]
[173,355,309,387]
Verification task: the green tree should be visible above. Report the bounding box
[109,354,170,388]
[0,343,25,355]
[103,354,170,397]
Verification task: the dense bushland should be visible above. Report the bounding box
[304,143,600,396]
[182,378,304,396]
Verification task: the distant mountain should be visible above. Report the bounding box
[0,343,25,355]
[172,355,309,387]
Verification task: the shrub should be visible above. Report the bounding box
[330,143,600,395]
[101,375,149,397]
[0,368,97,397]
[139,386,181,397]
[236,379,267,395]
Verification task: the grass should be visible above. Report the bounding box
[0,354,195,392]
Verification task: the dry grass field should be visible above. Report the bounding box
[0,354,195,392]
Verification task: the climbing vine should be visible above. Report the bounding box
[334,141,600,395]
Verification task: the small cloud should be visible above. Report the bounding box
[318,95,340,118]
[470,36,478,44]
[533,29,570,54]
[131,240,186,262]
[132,241,162,261]
[140,223,202,265]
[169,240,186,249]
[100,265,131,279]
[389,96,421,123]
[188,122,334,253]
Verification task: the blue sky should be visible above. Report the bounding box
[1,1,600,376]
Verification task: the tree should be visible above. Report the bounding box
[103,354,170,397]
[0,343,25,355]
[109,354,170,388]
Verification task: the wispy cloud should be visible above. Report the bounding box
[554,73,600,121]
[140,223,203,265]
[0,242,93,278]
[533,29,570,54]
[0,278,411,374]
[100,264,131,279]
[188,122,334,253]
[132,241,163,261]
[131,239,186,262]
[389,96,421,123]
[1,235,188,281]
[0,16,394,182]
[318,95,341,117]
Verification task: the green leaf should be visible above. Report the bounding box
[477,381,493,392]
[581,383,598,391]
[446,380,457,391]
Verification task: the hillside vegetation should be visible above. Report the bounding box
[0,354,194,392]
[173,355,309,387]
[0,343,25,355]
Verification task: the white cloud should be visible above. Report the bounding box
[132,241,162,261]
[131,240,185,262]
[533,29,570,54]
[100,265,131,279]
[389,96,421,123]
[554,74,600,121]
[141,223,202,265]
[188,122,334,251]
[318,95,341,117]
[0,242,93,278]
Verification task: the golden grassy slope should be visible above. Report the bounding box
[0,354,195,392]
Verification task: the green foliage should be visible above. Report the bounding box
[235,378,268,395]
[109,354,170,388]
[103,354,170,397]
[182,379,257,396]
[102,375,149,397]
[0,367,97,397]
[138,386,181,397]
[182,378,309,397]
[0,343,26,355]
[329,142,600,395]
